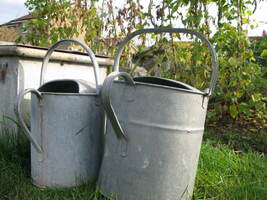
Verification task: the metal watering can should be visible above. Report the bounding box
[97,28,219,200]
[15,39,103,188]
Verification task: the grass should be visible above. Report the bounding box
[0,131,266,200]
[194,140,266,200]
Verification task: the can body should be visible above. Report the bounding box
[31,93,103,187]
[98,82,209,200]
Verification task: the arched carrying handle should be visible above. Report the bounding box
[14,89,43,153]
[114,28,219,96]
[101,72,135,140]
[40,39,101,94]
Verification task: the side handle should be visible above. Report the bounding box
[14,89,43,153]
[101,72,135,140]
[40,38,101,94]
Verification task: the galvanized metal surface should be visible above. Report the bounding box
[97,28,219,200]
[0,42,111,133]
[15,39,103,188]
[99,73,207,200]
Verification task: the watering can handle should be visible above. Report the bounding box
[101,72,135,139]
[40,39,101,94]
[114,28,219,96]
[14,89,43,153]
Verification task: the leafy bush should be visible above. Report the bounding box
[210,24,266,126]
[24,0,103,49]
[251,35,267,70]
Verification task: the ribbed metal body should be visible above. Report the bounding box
[98,78,208,200]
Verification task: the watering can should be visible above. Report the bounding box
[97,28,219,200]
[15,39,103,188]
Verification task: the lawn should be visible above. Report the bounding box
[0,132,266,200]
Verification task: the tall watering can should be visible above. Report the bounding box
[15,39,103,188]
[97,28,219,200]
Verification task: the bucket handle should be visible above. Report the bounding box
[101,72,135,139]
[40,39,101,94]
[14,89,43,153]
[114,28,219,96]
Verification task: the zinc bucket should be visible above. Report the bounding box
[97,28,219,200]
[15,39,103,188]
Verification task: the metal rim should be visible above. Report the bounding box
[113,80,204,96]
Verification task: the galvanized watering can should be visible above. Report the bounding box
[97,28,219,200]
[15,39,103,188]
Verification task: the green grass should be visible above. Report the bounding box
[0,133,266,200]
[194,140,266,200]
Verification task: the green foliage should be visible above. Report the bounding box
[24,0,102,48]
[211,23,266,124]
[250,35,267,75]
